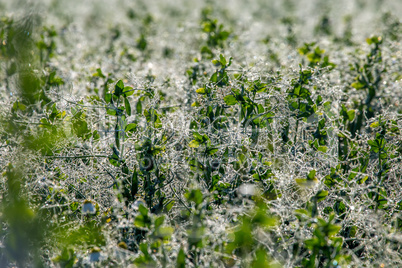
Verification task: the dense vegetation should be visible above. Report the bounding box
[0,0,401,267]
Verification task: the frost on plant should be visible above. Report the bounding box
[0,0,401,267]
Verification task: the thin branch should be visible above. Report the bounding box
[44,154,109,159]
[169,183,191,213]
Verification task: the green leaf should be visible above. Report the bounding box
[347,110,355,121]
[123,86,134,97]
[189,140,200,148]
[234,73,243,80]
[370,121,379,128]
[193,132,204,141]
[317,146,328,153]
[366,36,382,45]
[139,243,149,255]
[196,88,206,94]
[155,226,174,240]
[368,138,384,153]
[124,98,131,116]
[348,167,359,180]
[304,238,319,250]
[307,170,316,180]
[212,59,220,67]
[115,124,120,148]
[131,169,138,197]
[177,247,186,268]
[114,80,124,96]
[368,140,377,148]
[125,123,137,132]
[251,248,272,268]
[106,109,116,116]
[206,147,218,155]
[155,216,165,229]
[227,57,233,67]
[223,95,238,105]
[296,176,318,187]
[315,190,328,202]
[295,209,311,221]
[53,248,77,268]
[136,100,142,114]
[105,93,112,103]
[295,178,308,187]
[12,101,26,111]
[200,46,213,58]
[210,72,218,83]
[238,153,246,163]
[138,204,148,216]
[93,68,106,78]
[295,209,309,215]
[154,116,162,128]
[327,224,341,236]
[351,81,365,90]
[165,201,175,212]
[109,155,120,167]
[185,189,203,205]
[357,175,368,185]
[334,201,346,215]
[257,104,264,114]
[219,54,226,65]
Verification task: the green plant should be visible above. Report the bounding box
[298,43,336,70]
[1,2,402,267]
[200,13,231,58]
[36,25,58,66]
[348,35,385,138]
[225,197,279,267]
[302,214,348,267]
[366,116,399,211]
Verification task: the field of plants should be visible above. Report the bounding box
[0,0,401,267]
